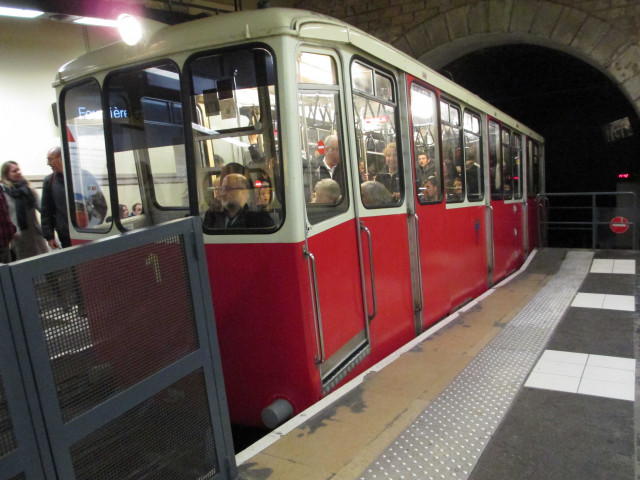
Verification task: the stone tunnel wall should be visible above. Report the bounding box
[293,0,640,115]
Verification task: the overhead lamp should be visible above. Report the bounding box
[0,6,44,18]
[73,16,118,27]
[117,14,143,46]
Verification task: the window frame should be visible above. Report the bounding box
[409,80,442,206]
[59,77,112,234]
[185,43,284,234]
[350,56,403,209]
[462,108,484,202]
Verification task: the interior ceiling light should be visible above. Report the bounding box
[0,6,44,18]
[73,16,118,27]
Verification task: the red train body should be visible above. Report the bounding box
[56,8,544,428]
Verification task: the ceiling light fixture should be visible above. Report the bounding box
[73,16,118,27]
[117,14,143,46]
[0,6,44,18]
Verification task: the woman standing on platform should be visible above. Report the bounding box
[1,161,49,260]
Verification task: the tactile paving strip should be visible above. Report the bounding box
[359,251,593,480]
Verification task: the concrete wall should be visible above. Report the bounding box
[293,0,640,117]
[0,17,117,178]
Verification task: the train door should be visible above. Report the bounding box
[527,138,542,251]
[298,50,370,394]
[488,119,524,283]
[350,60,415,359]
[408,80,451,329]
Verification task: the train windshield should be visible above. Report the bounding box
[188,47,282,232]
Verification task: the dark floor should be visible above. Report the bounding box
[470,249,639,480]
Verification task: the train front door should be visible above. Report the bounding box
[298,50,370,394]
[487,120,525,284]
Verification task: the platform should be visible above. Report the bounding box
[235,248,638,480]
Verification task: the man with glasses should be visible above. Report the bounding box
[204,173,273,229]
[41,146,70,249]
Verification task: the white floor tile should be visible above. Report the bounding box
[577,378,635,401]
[587,354,635,371]
[532,359,585,377]
[613,259,636,274]
[582,365,635,384]
[539,350,588,365]
[590,259,613,273]
[525,372,580,393]
[602,294,635,311]
[571,292,604,309]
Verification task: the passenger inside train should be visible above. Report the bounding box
[361,180,394,206]
[312,178,342,205]
[203,173,274,229]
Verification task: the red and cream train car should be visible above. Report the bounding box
[54,8,544,428]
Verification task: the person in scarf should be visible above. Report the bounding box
[1,161,49,260]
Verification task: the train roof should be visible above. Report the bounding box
[55,7,542,140]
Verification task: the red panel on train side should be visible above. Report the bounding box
[416,202,451,327]
[416,203,488,328]
[359,213,415,362]
[491,201,524,283]
[205,241,321,427]
[307,220,367,360]
[444,205,488,309]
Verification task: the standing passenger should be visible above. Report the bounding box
[41,146,70,249]
[313,135,344,191]
[0,161,48,260]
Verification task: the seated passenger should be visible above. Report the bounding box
[255,179,272,211]
[420,176,439,203]
[131,202,142,216]
[119,204,129,219]
[447,176,463,202]
[312,178,341,205]
[361,180,393,206]
[204,173,273,229]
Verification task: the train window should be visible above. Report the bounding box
[189,47,282,232]
[351,62,373,96]
[463,111,483,202]
[512,133,523,199]
[410,83,441,204]
[352,61,401,208]
[501,128,513,200]
[489,121,502,200]
[105,62,188,230]
[441,101,464,204]
[60,79,111,232]
[298,52,348,224]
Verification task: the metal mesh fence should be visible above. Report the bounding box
[0,218,234,479]
[0,372,18,458]
[69,369,218,479]
[34,236,199,424]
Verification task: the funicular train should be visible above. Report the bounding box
[54,8,544,429]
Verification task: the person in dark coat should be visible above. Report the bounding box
[0,161,48,259]
[312,135,345,193]
[0,187,16,263]
[41,146,70,249]
[204,173,273,229]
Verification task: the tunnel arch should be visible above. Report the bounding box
[397,2,640,118]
